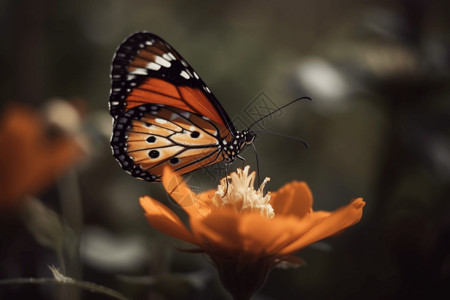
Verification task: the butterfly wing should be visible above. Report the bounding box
[110,32,235,133]
[109,32,234,181]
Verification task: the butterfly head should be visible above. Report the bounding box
[221,130,256,162]
[242,130,256,146]
[233,130,256,151]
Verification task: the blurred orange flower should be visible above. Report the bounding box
[0,104,83,210]
[140,166,365,300]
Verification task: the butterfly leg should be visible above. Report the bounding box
[222,162,231,197]
[250,143,261,186]
[237,154,246,169]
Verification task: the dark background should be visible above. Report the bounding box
[1,0,449,299]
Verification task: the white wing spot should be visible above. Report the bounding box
[162,53,172,61]
[185,69,193,77]
[154,56,171,68]
[204,86,211,93]
[202,116,210,121]
[180,70,190,79]
[168,53,176,60]
[130,68,148,75]
[193,72,199,79]
[170,113,179,120]
[145,40,154,46]
[180,112,190,119]
[181,60,188,67]
[155,118,167,124]
[127,75,136,81]
[146,62,162,71]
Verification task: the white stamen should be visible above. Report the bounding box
[212,166,274,219]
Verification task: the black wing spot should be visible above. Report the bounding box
[147,136,156,143]
[149,150,160,158]
[170,157,179,165]
[190,131,200,138]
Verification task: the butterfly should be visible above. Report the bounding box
[109,32,256,182]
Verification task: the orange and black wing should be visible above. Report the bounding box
[111,105,225,181]
[110,32,235,133]
[109,32,234,182]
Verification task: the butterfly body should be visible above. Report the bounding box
[110,32,255,182]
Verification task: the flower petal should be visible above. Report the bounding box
[238,213,300,254]
[162,167,196,208]
[280,198,365,254]
[139,196,198,245]
[161,167,212,218]
[193,189,216,217]
[191,209,324,255]
[0,105,82,209]
[271,181,312,218]
[197,189,216,202]
[190,208,244,251]
[238,211,337,254]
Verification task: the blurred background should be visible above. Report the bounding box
[0,0,449,299]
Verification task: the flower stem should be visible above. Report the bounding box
[210,253,275,300]
[0,277,129,300]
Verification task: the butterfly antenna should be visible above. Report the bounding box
[253,129,309,149]
[247,96,311,131]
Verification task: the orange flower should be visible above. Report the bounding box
[0,104,83,210]
[140,166,365,300]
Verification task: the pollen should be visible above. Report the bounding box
[212,166,274,219]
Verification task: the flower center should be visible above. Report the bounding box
[212,166,274,219]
